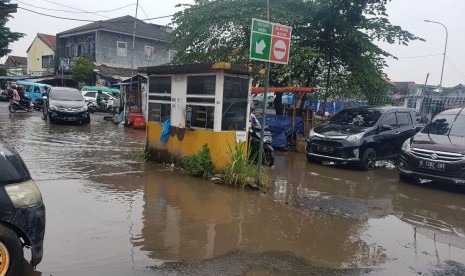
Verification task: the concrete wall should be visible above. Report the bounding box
[95,31,172,68]
[147,122,239,168]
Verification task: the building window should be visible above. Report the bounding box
[117,41,127,57]
[148,76,172,123]
[148,103,171,123]
[42,55,54,68]
[186,75,216,130]
[186,106,214,130]
[222,76,249,130]
[144,46,154,60]
[149,76,171,94]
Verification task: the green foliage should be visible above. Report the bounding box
[132,147,152,161]
[0,65,6,76]
[0,0,24,58]
[168,0,421,99]
[71,58,95,85]
[182,144,215,178]
[221,141,268,188]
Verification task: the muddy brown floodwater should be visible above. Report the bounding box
[1,102,465,276]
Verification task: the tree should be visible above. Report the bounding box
[0,65,6,76]
[0,0,24,58]
[71,58,95,85]
[168,0,422,102]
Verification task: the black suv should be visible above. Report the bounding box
[305,106,423,170]
[398,107,465,185]
[0,140,45,275]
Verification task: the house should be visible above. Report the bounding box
[440,84,465,98]
[3,55,27,76]
[27,33,57,76]
[56,15,175,74]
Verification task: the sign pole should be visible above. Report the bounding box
[257,62,270,178]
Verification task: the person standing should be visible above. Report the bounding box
[96,90,104,110]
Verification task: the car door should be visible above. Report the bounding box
[374,111,399,158]
[394,111,415,153]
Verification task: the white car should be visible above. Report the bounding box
[82,91,120,108]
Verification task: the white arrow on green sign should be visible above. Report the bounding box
[250,18,292,65]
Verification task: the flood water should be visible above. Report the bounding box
[1,102,465,275]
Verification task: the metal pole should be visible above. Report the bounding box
[257,62,270,177]
[424,20,448,88]
[126,0,139,124]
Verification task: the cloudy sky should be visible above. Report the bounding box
[3,0,464,87]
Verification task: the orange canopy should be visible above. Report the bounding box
[251,87,314,95]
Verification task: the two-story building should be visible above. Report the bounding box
[55,15,175,75]
[26,33,56,76]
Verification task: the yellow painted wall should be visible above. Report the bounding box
[147,122,243,168]
[27,37,54,74]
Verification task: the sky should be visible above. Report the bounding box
[3,0,465,87]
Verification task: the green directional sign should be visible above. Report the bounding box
[250,19,272,62]
[250,18,292,64]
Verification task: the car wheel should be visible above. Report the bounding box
[360,148,377,171]
[264,151,274,166]
[0,225,24,276]
[399,172,416,183]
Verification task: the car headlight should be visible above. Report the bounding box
[308,129,315,139]
[80,105,88,112]
[5,180,43,208]
[49,103,58,111]
[401,138,411,153]
[346,133,364,142]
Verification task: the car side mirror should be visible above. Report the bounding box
[42,96,48,100]
[381,124,393,130]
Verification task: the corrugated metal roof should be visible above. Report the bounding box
[57,15,171,42]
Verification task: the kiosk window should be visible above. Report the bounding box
[148,103,171,123]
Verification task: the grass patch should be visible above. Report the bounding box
[221,141,269,189]
[133,147,152,161]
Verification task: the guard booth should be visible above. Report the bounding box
[140,62,259,168]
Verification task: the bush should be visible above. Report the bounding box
[133,147,151,161]
[221,141,268,188]
[182,144,215,178]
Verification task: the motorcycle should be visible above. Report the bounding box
[86,100,118,114]
[9,100,33,113]
[249,125,274,166]
[32,97,45,111]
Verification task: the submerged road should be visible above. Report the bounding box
[1,101,465,275]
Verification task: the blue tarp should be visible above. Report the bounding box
[160,119,171,143]
[257,115,303,150]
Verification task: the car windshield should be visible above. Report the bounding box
[50,90,83,101]
[0,147,31,184]
[329,109,382,127]
[423,114,465,136]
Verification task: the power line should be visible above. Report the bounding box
[446,56,465,79]
[19,6,174,22]
[40,0,108,18]
[15,0,135,15]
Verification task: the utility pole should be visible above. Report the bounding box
[424,20,448,89]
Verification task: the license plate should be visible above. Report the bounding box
[418,160,445,171]
[65,117,77,121]
[318,145,334,153]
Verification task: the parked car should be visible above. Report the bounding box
[0,140,45,275]
[82,90,120,108]
[305,106,423,170]
[43,87,90,124]
[398,107,465,185]
[253,92,275,109]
